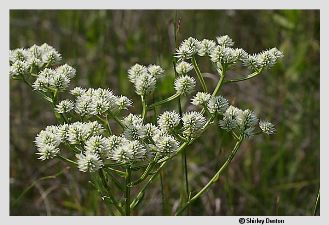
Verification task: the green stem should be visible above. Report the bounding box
[130,159,156,186]
[98,169,124,215]
[224,69,262,84]
[148,93,180,109]
[125,167,132,216]
[108,111,125,129]
[96,115,112,135]
[130,142,189,209]
[141,95,147,121]
[192,56,208,92]
[181,149,190,215]
[313,189,320,216]
[212,65,226,97]
[57,155,78,166]
[175,138,243,215]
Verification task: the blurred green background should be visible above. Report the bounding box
[10,10,319,216]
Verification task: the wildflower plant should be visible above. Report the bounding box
[10,35,282,216]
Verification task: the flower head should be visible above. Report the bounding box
[174,75,196,96]
[259,121,276,135]
[112,140,146,163]
[175,37,200,61]
[182,111,206,138]
[128,63,148,83]
[157,111,180,132]
[175,61,193,75]
[56,64,76,79]
[216,35,234,47]
[77,152,103,172]
[9,48,28,63]
[207,95,229,114]
[219,106,243,131]
[55,100,74,114]
[85,135,109,158]
[191,92,211,107]
[148,64,165,79]
[154,134,179,155]
[9,60,29,79]
[134,72,156,96]
[198,39,217,56]
[36,144,60,161]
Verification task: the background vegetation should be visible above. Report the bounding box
[10,10,319,216]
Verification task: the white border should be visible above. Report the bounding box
[1,1,326,225]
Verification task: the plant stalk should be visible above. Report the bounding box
[192,56,208,92]
[175,138,243,215]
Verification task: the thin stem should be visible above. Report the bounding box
[224,69,262,84]
[212,65,226,97]
[57,155,78,166]
[192,56,208,92]
[96,115,112,135]
[130,159,156,186]
[130,142,189,209]
[148,93,180,109]
[181,149,190,215]
[98,169,124,215]
[175,138,243,215]
[108,111,125,129]
[160,170,166,215]
[141,95,147,121]
[313,189,320,216]
[125,167,132,216]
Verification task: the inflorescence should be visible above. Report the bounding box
[10,34,281,173]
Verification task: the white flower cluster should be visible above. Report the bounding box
[69,88,132,116]
[128,63,165,96]
[9,44,62,79]
[242,48,284,70]
[174,75,196,96]
[191,92,229,115]
[174,35,283,72]
[32,66,75,92]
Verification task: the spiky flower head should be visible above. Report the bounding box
[148,64,165,79]
[210,46,246,65]
[35,126,62,150]
[157,111,180,132]
[112,140,146,163]
[77,152,103,172]
[219,106,243,131]
[134,72,156,96]
[238,109,258,128]
[9,48,28,63]
[9,60,29,79]
[144,123,160,139]
[154,134,179,155]
[198,39,217,56]
[56,64,76,79]
[40,43,62,66]
[32,68,70,92]
[207,95,229,114]
[36,145,60,161]
[175,37,200,61]
[66,121,104,145]
[85,135,109,158]
[216,35,234,47]
[182,111,207,138]
[257,48,284,69]
[175,61,193,75]
[174,75,196,96]
[122,114,145,140]
[191,92,211,107]
[70,87,86,97]
[106,135,126,154]
[115,95,132,111]
[128,63,148,83]
[55,100,74,114]
[259,121,276,135]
